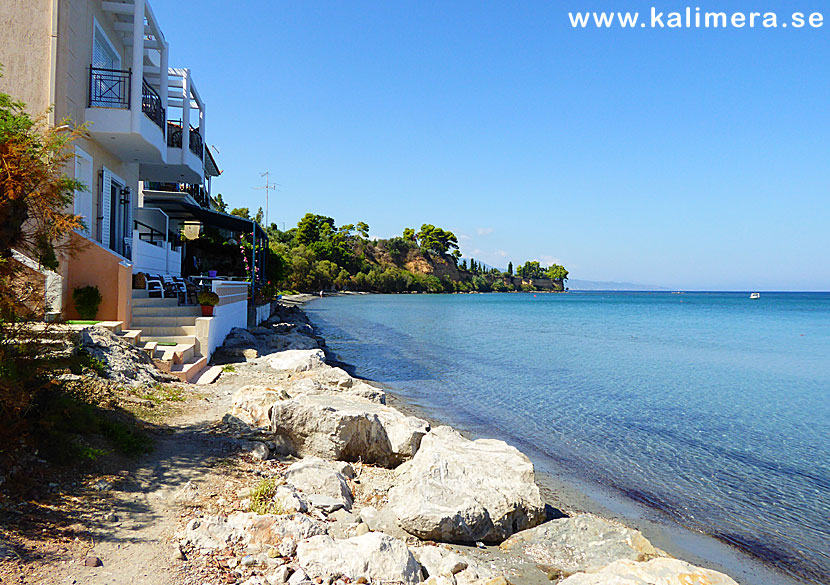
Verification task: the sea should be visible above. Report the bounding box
[304,292,830,585]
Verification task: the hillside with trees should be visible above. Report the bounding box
[261,213,568,294]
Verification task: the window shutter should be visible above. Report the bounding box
[100,169,112,247]
[124,189,133,259]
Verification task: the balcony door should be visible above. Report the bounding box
[91,21,125,108]
[101,168,132,260]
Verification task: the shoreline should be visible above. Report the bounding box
[297,294,811,585]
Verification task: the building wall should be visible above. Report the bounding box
[0,0,55,116]
[2,0,142,319]
[64,231,132,323]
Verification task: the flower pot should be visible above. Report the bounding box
[208,270,218,277]
[201,305,214,316]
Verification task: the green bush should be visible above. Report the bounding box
[72,285,102,319]
[197,291,220,306]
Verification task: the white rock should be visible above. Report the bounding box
[307,494,348,514]
[330,461,356,479]
[284,370,386,404]
[229,386,289,429]
[270,349,326,372]
[387,426,545,543]
[272,484,308,514]
[297,532,422,585]
[287,568,308,585]
[285,457,353,510]
[248,441,271,461]
[182,512,327,550]
[559,558,739,585]
[413,546,468,576]
[272,395,429,467]
[278,537,297,557]
[170,480,199,503]
[500,514,657,577]
[269,565,293,584]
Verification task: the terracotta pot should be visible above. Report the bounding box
[201,305,214,317]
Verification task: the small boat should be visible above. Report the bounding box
[750,292,760,299]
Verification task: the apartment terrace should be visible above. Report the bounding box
[84,0,170,164]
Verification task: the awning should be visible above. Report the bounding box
[205,146,222,178]
[142,194,266,240]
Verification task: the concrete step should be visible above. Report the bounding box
[141,335,198,346]
[142,341,158,357]
[192,365,223,385]
[134,325,196,337]
[96,321,123,334]
[132,296,180,308]
[118,329,142,345]
[158,343,195,365]
[170,356,208,383]
[132,289,150,299]
[132,305,200,317]
[131,315,199,328]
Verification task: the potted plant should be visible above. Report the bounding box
[197,290,219,316]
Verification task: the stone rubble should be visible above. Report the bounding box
[175,302,742,585]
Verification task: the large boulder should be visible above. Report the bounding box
[269,349,326,372]
[285,457,353,511]
[182,512,327,550]
[500,514,658,578]
[387,426,545,544]
[271,394,430,467]
[285,372,386,404]
[271,331,320,352]
[227,386,289,429]
[559,558,739,585]
[297,532,423,585]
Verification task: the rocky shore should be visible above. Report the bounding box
[184,301,741,585]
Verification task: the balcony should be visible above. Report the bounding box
[85,67,166,164]
[139,68,206,184]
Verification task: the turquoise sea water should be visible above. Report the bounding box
[305,292,830,584]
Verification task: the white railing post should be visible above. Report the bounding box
[130,0,145,133]
[182,69,191,164]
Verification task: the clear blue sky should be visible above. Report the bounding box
[153,1,829,290]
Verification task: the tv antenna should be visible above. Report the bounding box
[253,171,280,227]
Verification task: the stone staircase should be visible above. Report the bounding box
[131,290,208,382]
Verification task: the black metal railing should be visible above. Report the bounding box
[89,67,130,108]
[134,219,165,246]
[188,125,203,159]
[141,79,165,130]
[167,120,183,148]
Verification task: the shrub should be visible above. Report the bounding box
[249,478,288,515]
[72,285,102,319]
[197,291,219,306]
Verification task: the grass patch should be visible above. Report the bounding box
[66,320,102,325]
[135,384,186,405]
[249,478,288,515]
[221,365,236,373]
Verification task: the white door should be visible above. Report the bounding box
[73,147,93,235]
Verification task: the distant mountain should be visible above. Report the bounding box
[567,279,671,291]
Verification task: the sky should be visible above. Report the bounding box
[152,1,829,290]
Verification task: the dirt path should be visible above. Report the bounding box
[18,375,247,585]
